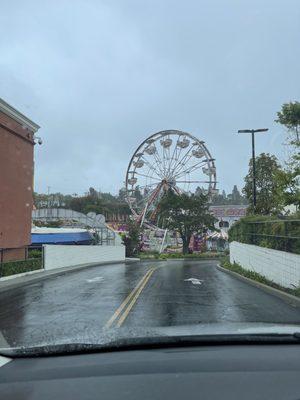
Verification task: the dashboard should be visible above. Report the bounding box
[1,344,300,399]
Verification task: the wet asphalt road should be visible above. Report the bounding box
[1,260,300,348]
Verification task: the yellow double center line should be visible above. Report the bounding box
[104,267,156,329]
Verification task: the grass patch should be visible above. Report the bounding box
[220,256,300,298]
[140,251,223,260]
[0,258,43,277]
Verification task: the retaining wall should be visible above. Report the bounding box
[43,245,125,270]
[230,241,300,289]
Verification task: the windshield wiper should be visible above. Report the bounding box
[1,333,300,358]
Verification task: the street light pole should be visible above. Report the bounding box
[251,131,256,208]
[238,128,268,212]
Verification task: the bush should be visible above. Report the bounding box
[228,214,300,254]
[0,258,42,277]
[28,249,42,259]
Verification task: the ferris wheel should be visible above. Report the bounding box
[125,130,218,228]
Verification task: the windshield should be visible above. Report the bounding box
[0,0,299,355]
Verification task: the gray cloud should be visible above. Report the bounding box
[1,0,299,195]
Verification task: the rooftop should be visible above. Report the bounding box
[0,98,40,133]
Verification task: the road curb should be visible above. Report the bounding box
[125,258,140,264]
[139,257,221,262]
[217,264,300,309]
[0,260,126,293]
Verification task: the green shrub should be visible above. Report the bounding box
[28,249,42,259]
[0,258,42,277]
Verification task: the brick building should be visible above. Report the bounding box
[0,98,40,262]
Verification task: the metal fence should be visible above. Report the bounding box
[246,219,300,254]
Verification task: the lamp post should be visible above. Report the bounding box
[238,128,268,211]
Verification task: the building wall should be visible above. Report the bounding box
[0,247,27,263]
[230,241,300,289]
[210,205,248,231]
[43,245,126,270]
[0,110,35,261]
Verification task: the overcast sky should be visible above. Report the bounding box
[1,0,299,195]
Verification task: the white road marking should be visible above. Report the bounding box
[86,276,104,283]
[0,356,11,367]
[184,278,204,285]
[0,331,11,366]
[0,331,10,348]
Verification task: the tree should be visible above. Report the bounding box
[276,101,300,145]
[118,187,127,201]
[209,186,247,205]
[158,190,216,254]
[275,167,300,209]
[121,220,141,257]
[134,186,143,202]
[275,102,300,209]
[88,187,99,201]
[243,153,283,215]
[231,185,242,203]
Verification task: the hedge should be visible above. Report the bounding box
[228,214,300,254]
[0,258,43,277]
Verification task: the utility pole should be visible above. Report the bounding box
[238,128,268,212]
[47,186,51,208]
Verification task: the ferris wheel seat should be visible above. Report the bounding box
[145,145,156,154]
[192,148,205,158]
[177,138,190,148]
[133,160,144,168]
[128,178,137,185]
[160,138,172,148]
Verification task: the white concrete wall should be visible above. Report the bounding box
[230,241,300,289]
[43,245,125,271]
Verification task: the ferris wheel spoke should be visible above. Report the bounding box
[133,172,161,181]
[166,140,178,177]
[136,182,161,190]
[140,157,163,179]
[169,144,195,178]
[172,151,196,178]
[173,160,208,180]
[162,146,167,176]
[152,156,165,178]
[166,137,172,174]
[176,180,216,184]
[172,156,202,180]
[168,144,182,178]
[151,150,165,177]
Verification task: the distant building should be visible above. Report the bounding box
[209,205,248,231]
[0,98,40,261]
